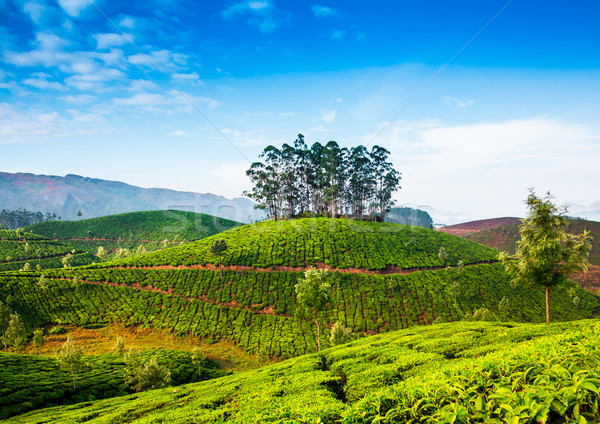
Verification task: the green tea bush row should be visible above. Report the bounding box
[0,349,223,419]
[108,219,499,270]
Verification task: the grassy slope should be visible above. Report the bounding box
[8,319,600,424]
[1,219,596,359]
[0,229,96,271]
[24,210,242,258]
[0,348,225,420]
[110,218,500,270]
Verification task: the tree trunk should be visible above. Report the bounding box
[315,318,321,352]
[72,374,76,391]
[218,258,222,281]
[545,287,550,324]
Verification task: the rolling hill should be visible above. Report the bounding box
[0,229,96,272]
[440,217,600,293]
[7,319,600,423]
[24,210,242,259]
[0,171,264,223]
[1,218,596,362]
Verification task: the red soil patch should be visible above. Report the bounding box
[112,260,498,276]
[438,217,521,237]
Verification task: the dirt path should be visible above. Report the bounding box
[105,260,499,276]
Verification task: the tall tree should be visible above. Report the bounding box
[295,268,333,352]
[500,190,592,323]
[58,335,85,391]
[0,300,10,352]
[6,313,25,351]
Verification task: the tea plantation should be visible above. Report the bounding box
[0,219,596,358]
[109,218,500,269]
[0,348,225,419]
[0,229,96,272]
[24,210,242,259]
[7,320,600,423]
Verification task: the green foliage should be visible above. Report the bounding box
[58,335,85,391]
[123,348,171,393]
[113,218,499,270]
[501,190,593,323]
[6,313,25,351]
[113,336,126,354]
[32,329,45,353]
[0,348,224,419]
[8,320,600,424]
[24,210,242,259]
[0,300,10,351]
[296,267,334,351]
[0,229,95,272]
[49,325,67,335]
[329,322,353,346]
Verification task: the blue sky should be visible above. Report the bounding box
[1,0,599,223]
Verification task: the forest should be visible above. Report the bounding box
[243,135,401,221]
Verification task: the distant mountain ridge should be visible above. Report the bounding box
[0,172,265,223]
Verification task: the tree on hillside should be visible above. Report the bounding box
[209,239,228,280]
[33,329,45,354]
[500,190,592,323]
[191,347,207,378]
[295,268,333,352]
[96,246,108,261]
[58,335,85,391]
[6,313,26,351]
[124,348,171,393]
[62,252,74,268]
[0,301,12,351]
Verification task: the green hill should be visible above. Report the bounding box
[0,348,225,419]
[0,229,96,271]
[110,218,500,269]
[1,219,596,361]
[24,210,242,259]
[7,319,600,423]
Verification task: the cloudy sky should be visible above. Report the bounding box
[1,0,599,223]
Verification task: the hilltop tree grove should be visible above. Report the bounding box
[243,134,401,220]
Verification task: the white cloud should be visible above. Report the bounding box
[171,72,203,85]
[320,109,336,123]
[57,0,90,17]
[64,67,126,91]
[363,118,600,222]
[60,94,98,104]
[128,79,160,91]
[93,33,131,50]
[112,90,220,113]
[168,130,190,137]
[330,29,345,41]
[22,75,66,90]
[119,16,136,29]
[128,49,187,72]
[22,1,46,24]
[310,4,340,18]
[0,103,109,143]
[444,95,474,108]
[221,1,290,33]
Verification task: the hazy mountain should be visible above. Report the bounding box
[0,172,265,223]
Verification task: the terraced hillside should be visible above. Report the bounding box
[25,210,242,259]
[1,219,596,360]
[8,320,600,423]
[0,348,225,419]
[0,229,95,271]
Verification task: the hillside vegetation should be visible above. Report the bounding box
[0,229,95,271]
[1,219,596,359]
[110,218,499,270]
[0,348,225,419]
[8,319,600,423]
[25,210,241,259]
